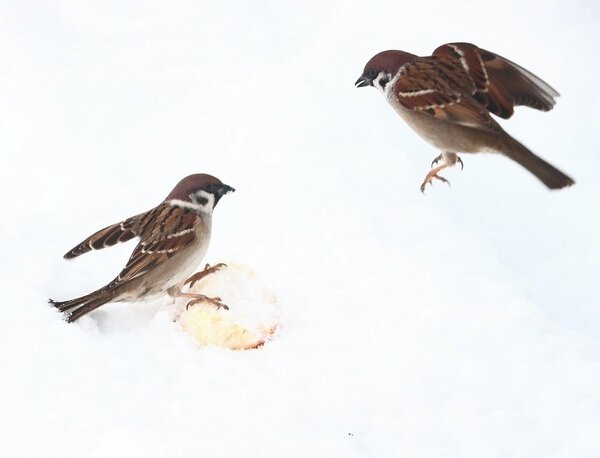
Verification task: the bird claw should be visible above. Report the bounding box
[431,154,463,171]
[424,153,461,192]
[184,263,227,289]
[420,174,451,193]
[430,154,443,168]
[185,295,229,311]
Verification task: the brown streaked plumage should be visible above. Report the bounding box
[50,174,235,322]
[356,42,574,191]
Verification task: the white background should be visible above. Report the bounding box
[1,1,599,457]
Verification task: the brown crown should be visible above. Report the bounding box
[362,50,417,76]
[165,174,223,201]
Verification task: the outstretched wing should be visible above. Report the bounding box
[64,212,148,259]
[392,56,502,134]
[106,203,201,289]
[433,42,559,119]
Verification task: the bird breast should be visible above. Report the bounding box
[386,92,493,154]
[165,216,212,288]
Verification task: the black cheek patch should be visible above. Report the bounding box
[379,77,389,89]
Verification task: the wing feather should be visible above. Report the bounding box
[107,204,200,289]
[393,57,501,133]
[63,212,146,259]
[433,42,559,119]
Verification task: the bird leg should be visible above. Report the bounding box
[420,163,451,193]
[422,152,465,192]
[184,263,227,289]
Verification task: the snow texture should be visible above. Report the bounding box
[1,1,600,457]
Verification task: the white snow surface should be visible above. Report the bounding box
[1,1,600,457]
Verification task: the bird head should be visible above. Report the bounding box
[167,174,235,213]
[355,50,416,93]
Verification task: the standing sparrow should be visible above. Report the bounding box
[49,174,235,322]
[355,42,575,191]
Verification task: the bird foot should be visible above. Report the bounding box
[420,172,450,193]
[184,263,227,289]
[185,294,229,311]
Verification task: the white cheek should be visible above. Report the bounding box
[195,190,215,214]
[374,72,392,94]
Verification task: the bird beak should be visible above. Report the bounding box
[355,75,372,88]
[218,184,235,196]
[211,184,235,207]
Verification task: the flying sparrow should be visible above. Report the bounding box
[355,42,575,192]
[49,174,235,322]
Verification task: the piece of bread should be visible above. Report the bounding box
[177,263,279,350]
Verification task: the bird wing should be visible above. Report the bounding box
[432,42,559,119]
[63,212,148,259]
[392,57,502,134]
[106,203,201,289]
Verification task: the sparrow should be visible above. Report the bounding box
[355,42,575,192]
[49,174,235,322]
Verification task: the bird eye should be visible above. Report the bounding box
[367,69,378,79]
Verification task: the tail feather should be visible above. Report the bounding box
[499,136,575,189]
[49,289,115,323]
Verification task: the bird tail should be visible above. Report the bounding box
[498,136,575,189]
[49,288,116,323]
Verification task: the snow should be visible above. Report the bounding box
[1,1,600,457]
